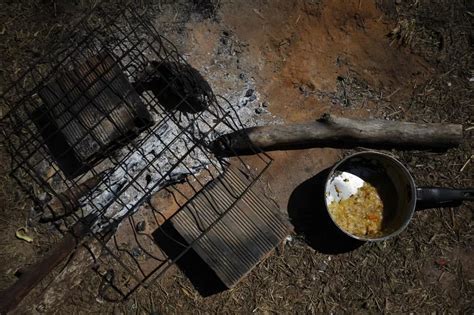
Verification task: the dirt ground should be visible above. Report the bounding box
[0,0,473,313]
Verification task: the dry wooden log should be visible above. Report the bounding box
[210,113,463,156]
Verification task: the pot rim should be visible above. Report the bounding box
[324,151,417,242]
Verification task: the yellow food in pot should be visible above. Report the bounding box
[328,182,383,236]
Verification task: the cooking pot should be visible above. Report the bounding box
[324,151,473,241]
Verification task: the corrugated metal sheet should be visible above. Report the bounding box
[36,51,152,177]
[171,166,290,288]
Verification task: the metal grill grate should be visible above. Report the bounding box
[0,6,283,299]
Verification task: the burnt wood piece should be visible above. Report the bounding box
[132,61,212,114]
[0,214,97,314]
[210,113,464,156]
[170,165,291,289]
[36,51,153,178]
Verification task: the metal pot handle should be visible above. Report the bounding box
[416,187,474,209]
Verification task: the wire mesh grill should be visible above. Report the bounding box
[0,7,272,298]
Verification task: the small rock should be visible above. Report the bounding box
[395,0,402,4]
[255,107,264,114]
[248,94,257,102]
[239,73,246,80]
[130,247,142,258]
[261,101,268,107]
[238,98,248,107]
[136,220,146,232]
[245,88,254,97]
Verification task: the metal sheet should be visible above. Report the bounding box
[171,165,291,288]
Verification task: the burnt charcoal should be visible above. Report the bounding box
[131,247,142,258]
[136,220,146,233]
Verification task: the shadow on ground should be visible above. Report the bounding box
[153,221,227,297]
[287,167,364,254]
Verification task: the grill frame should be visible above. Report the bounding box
[0,6,277,298]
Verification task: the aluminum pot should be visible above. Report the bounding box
[324,151,473,241]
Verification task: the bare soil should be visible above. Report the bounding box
[0,0,472,313]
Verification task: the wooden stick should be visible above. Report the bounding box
[210,113,463,156]
[0,215,97,314]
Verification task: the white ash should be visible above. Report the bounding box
[78,88,268,232]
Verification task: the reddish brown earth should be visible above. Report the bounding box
[215,0,429,211]
[0,0,472,313]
